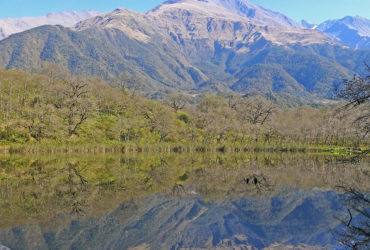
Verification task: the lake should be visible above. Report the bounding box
[0,152,368,249]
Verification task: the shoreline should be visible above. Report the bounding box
[0,143,366,155]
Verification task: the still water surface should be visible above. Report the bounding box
[0,153,368,249]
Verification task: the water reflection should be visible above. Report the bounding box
[0,153,368,249]
[333,186,370,249]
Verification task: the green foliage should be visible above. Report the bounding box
[0,69,367,150]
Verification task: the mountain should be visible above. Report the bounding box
[301,20,317,29]
[0,191,345,249]
[0,10,101,40]
[300,16,370,50]
[0,0,369,99]
[316,16,370,50]
[154,0,302,28]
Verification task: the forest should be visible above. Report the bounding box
[0,64,368,153]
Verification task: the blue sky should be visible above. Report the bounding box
[0,0,369,23]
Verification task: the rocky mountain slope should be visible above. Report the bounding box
[302,16,370,50]
[0,10,101,40]
[317,16,370,50]
[0,0,369,99]
[155,0,302,28]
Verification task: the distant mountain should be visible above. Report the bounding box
[0,10,101,40]
[301,20,317,29]
[0,0,369,99]
[301,16,370,50]
[316,16,370,50]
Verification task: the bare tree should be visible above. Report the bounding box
[61,77,91,136]
[164,93,188,113]
[223,93,243,110]
[232,97,276,142]
[113,71,143,96]
[336,64,370,138]
[235,97,276,126]
[113,72,131,93]
[336,65,370,107]
[40,62,69,85]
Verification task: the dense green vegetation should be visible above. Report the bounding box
[0,68,368,152]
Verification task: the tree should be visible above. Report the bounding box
[336,64,370,138]
[164,93,188,113]
[236,97,276,126]
[333,67,370,246]
[234,97,276,142]
[26,101,52,142]
[61,77,92,136]
[113,72,131,93]
[40,62,69,86]
[113,71,143,96]
[143,104,175,142]
[336,65,370,107]
[196,95,237,143]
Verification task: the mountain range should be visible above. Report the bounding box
[0,10,101,40]
[302,16,370,50]
[0,0,369,100]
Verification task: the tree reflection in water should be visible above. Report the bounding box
[0,153,368,249]
[335,186,370,249]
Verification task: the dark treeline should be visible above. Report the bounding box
[0,65,368,149]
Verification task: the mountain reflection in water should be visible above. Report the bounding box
[0,153,368,249]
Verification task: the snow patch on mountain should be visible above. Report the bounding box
[316,16,370,49]
[150,0,301,28]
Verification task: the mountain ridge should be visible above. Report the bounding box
[149,0,302,28]
[0,10,101,40]
[316,16,370,49]
[301,16,370,49]
[0,0,369,100]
